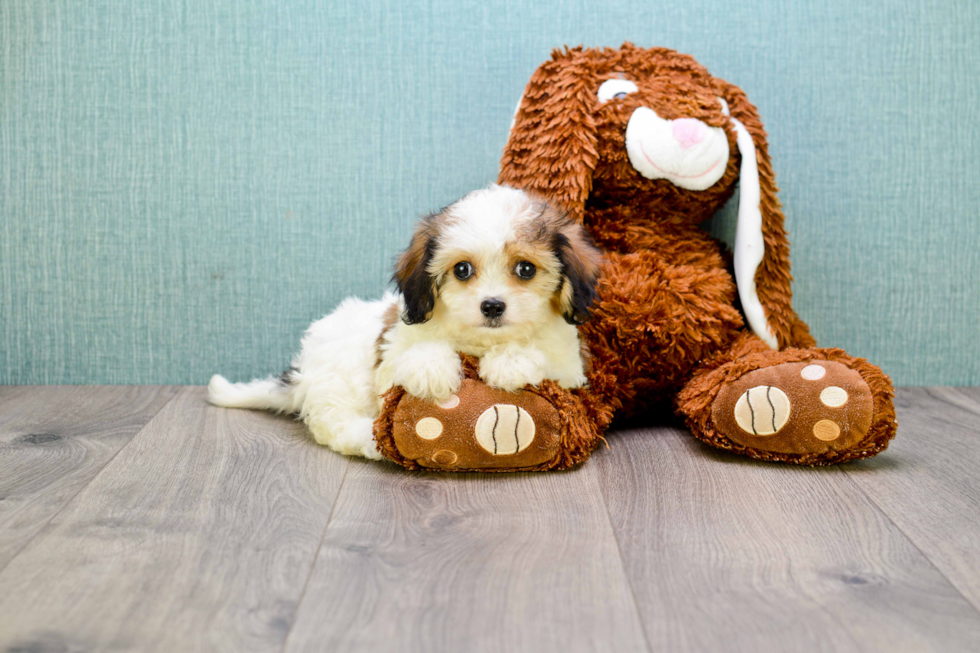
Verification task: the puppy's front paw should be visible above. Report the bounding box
[391,342,462,402]
[479,345,546,393]
[558,371,588,390]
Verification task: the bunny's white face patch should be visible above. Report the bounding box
[624,107,730,191]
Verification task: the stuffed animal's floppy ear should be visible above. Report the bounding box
[392,215,440,325]
[717,81,816,351]
[499,47,599,224]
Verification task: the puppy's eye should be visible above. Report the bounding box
[515,261,536,280]
[453,261,474,280]
[597,78,638,103]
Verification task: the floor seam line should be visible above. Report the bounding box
[596,438,656,653]
[279,457,352,653]
[837,464,980,618]
[0,385,183,577]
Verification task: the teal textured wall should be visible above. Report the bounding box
[1,1,978,386]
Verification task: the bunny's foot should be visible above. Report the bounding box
[374,356,602,472]
[678,339,897,465]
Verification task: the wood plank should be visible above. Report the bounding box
[0,385,178,569]
[844,387,980,610]
[284,459,649,653]
[598,424,980,653]
[0,386,348,653]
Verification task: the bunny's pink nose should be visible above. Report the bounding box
[672,118,707,149]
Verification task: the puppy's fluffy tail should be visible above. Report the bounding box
[207,374,297,413]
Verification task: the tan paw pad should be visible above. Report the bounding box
[475,404,535,455]
[733,386,791,436]
[436,394,460,409]
[820,386,848,407]
[415,417,443,440]
[801,364,826,380]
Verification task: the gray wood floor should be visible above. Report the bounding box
[1,386,979,653]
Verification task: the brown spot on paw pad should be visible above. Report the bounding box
[391,379,562,470]
[712,361,874,455]
[431,450,458,465]
[813,420,841,441]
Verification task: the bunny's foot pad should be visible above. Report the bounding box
[375,378,601,472]
[712,361,875,457]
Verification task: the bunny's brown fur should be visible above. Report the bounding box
[376,44,897,468]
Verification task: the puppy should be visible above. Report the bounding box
[208,185,603,459]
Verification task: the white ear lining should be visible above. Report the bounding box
[731,116,779,349]
[508,92,524,134]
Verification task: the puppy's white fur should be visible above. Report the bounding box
[209,185,601,459]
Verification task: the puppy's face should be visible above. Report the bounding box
[393,185,603,337]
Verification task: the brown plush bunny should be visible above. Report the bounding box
[375,43,897,470]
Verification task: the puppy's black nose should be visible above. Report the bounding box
[480,298,506,319]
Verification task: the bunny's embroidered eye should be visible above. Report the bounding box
[597,78,638,103]
[453,261,474,280]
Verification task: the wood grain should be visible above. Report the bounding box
[0,387,348,653]
[3,385,980,652]
[0,385,178,569]
[597,425,980,653]
[283,459,649,653]
[843,387,980,611]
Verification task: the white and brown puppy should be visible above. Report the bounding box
[208,185,603,459]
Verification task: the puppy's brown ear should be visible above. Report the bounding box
[499,47,599,224]
[392,215,439,325]
[717,80,816,350]
[554,218,604,325]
